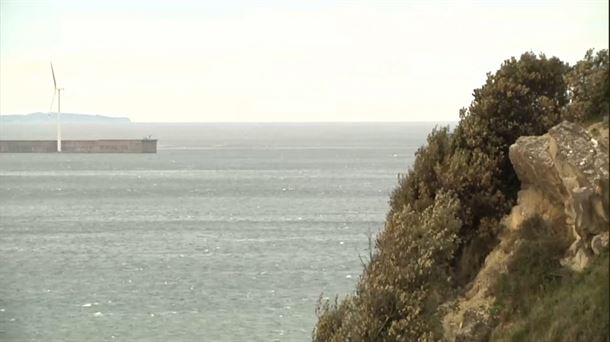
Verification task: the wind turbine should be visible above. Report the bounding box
[50,62,63,152]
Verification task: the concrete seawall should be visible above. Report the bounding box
[0,140,157,153]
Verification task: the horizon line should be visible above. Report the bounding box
[0,113,459,124]
[2,120,459,124]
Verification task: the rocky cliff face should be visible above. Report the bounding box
[442,121,609,341]
[509,121,609,270]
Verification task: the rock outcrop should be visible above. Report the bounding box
[509,121,609,270]
[442,121,609,341]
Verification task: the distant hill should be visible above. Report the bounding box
[0,113,131,124]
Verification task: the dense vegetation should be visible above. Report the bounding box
[565,49,610,122]
[313,49,609,341]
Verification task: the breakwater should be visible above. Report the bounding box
[0,139,157,153]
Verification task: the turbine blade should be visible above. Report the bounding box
[50,62,57,89]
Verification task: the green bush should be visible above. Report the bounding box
[565,49,610,122]
[389,126,452,215]
[449,53,570,281]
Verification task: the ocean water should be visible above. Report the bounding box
[0,123,440,341]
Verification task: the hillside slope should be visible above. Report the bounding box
[442,121,609,341]
[313,49,609,342]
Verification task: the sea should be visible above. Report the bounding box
[0,122,442,341]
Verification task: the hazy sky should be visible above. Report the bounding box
[1,0,608,122]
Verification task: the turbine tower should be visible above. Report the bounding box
[50,63,63,152]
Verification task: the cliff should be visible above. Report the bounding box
[313,50,609,341]
[442,121,609,341]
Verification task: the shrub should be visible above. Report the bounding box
[391,52,571,284]
[389,126,452,215]
[313,296,355,342]
[313,192,462,341]
[447,52,569,281]
[454,52,569,156]
[565,49,610,122]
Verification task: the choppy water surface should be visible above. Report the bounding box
[0,123,438,341]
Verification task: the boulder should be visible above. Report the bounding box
[509,121,609,270]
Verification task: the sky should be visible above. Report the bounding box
[0,0,608,122]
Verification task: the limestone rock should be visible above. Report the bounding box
[591,232,610,255]
[509,121,609,270]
